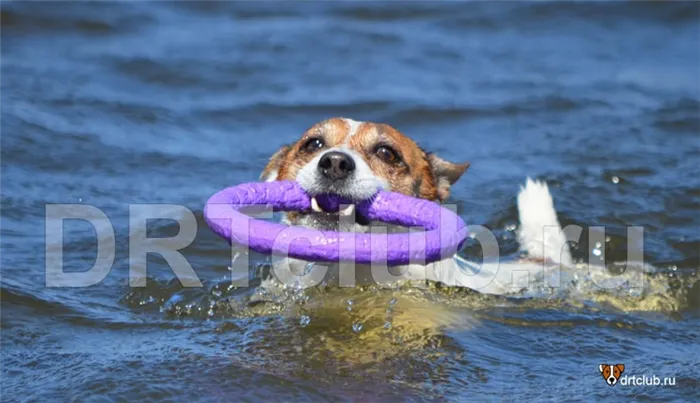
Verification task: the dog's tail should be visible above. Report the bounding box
[516,178,573,267]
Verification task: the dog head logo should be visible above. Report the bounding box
[599,364,625,386]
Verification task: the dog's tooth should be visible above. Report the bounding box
[339,204,355,216]
[311,197,324,212]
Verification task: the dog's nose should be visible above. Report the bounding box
[318,151,355,181]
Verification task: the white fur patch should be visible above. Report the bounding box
[262,169,278,182]
[517,177,572,267]
[342,118,363,144]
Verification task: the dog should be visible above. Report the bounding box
[258,117,574,294]
[599,364,625,386]
[253,117,648,365]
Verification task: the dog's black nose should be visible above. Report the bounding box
[318,151,355,181]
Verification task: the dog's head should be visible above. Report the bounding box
[260,117,469,230]
[599,364,625,386]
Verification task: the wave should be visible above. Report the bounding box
[1,2,152,36]
[652,98,700,134]
[331,1,697,26]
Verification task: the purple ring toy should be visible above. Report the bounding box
[203,181,467,265]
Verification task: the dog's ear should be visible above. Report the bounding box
[615,364,625,374]
[260,144,291,182]
[427,154,470,201]
[599,364,606,374]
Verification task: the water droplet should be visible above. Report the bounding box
[352,322,363,333]
[592,248,602,257]
[231,252,240,267]
[605,236,611,242]
[611,176,620,184]
[347,299,354,311]
[139,296,156,305]
[594,242,602,249]
[389,298,397,306]
[207,309,215,317]
[299,315,311,327]
[212,289,222,298]
[78,198,83,203]
[303,262,315,275]
[505,223,517,232]
[384,321,392,330]
[628,288,642,297]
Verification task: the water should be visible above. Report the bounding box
[2,1,699,402]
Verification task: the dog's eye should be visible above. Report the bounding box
[376,145,401,164]
[302,137,325,153]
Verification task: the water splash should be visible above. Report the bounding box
[303,262,315,276]
[352,322,364,333]
[592,241,603,257]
